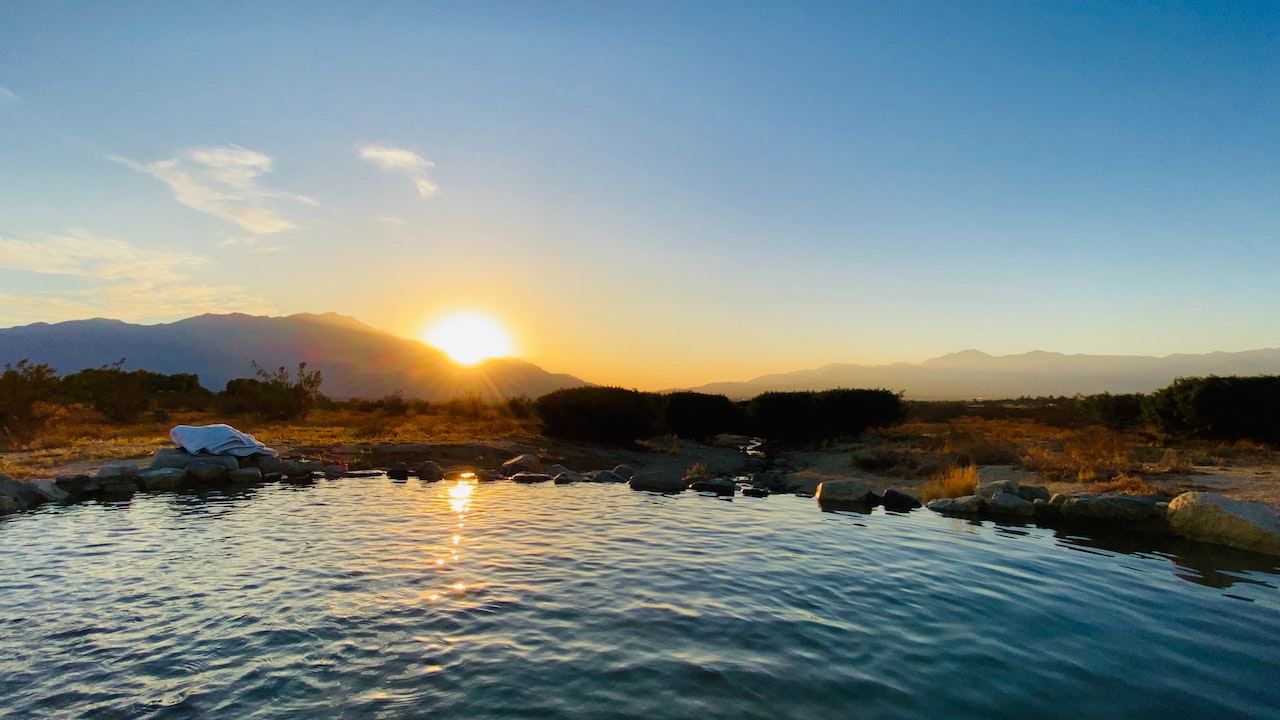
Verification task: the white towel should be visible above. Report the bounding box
[170,424,277,457]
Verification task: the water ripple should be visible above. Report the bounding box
[1,478,1278,719]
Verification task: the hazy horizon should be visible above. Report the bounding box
[3,3,1278,389]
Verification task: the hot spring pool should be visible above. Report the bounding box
[2,476,1278,719]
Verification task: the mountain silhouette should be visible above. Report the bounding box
[0,312,588,401]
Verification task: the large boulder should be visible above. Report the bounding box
[986,492,1036,517]
[281,459,322,480]
[187,462,231,485]
[815,479,877,508]
[97,462,140,482]
[55,474,99,498]
[387,462,411,480]
[228,468,263,484]
[1167,492,1280,556]
[502,454,540,476]
[1056,494,1165,523]
[976,478,1022,499]
[749,471,785,491]
[612,464,637,481]
[630,471,686,493]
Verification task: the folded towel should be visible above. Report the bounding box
[170,424,277,457]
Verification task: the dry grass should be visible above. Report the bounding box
[683,461,707,479]
[1089,474,1161,496]
[0,405,541,479]
[921,464,979,503]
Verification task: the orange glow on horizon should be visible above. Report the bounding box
[423,313,514,365]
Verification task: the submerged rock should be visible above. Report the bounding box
[742,486,770,498]
[689,477,736,496]
[511,472,552,484]
[387,462,411,480]
[629,471,685,493]
[1167,492,1280,556]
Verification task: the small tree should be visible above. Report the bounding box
[218,361,324,420]
[0,360,59,446]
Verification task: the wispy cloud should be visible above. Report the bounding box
[112,145,316,234]
[359,143,438,198]
[214,236,292,253]
[0,230,273,324]
[0,87,17,103]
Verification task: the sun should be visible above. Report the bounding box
[424,313,514,365]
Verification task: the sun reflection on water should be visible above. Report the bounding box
[429,476,477,602]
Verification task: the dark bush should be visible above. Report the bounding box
[1143,375,1280,445]
[0,360,59,445]
[534,387,658,445]
[216,362,324,420]
[747,389,903,442]
[1076,392,1144,430]
[661,391,744,439]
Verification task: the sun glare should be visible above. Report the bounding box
[425,314,514,365]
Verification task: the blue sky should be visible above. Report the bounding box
[1,1,1277,388]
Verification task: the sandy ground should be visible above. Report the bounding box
[6,434,1279,514]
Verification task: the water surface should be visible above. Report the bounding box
[2,476,1278,719]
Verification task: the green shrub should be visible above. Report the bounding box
[747,388,903,442]
[215,361,324,420]
[534,387,658,445]
[1077,392,1144,430]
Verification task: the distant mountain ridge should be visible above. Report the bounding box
[685,348,1280,400]
[0,312,588,401]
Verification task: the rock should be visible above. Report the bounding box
[502,454,540,476]
[815,479,877,508]
[689,477,736,496]
[187,462,230,484]
[1057,494,1165,523]
[927,494,987,516]
[281,460,322,480]
[100,481,138,498]
[388,462,411,480]
[0,495,18,514]
[986,492,1036,517]
[0,473,45,510]
[546,465,587,484]
[228,468,263,484]
[511,472,552,484]
[55,474,98,497]
[749,471,785,491]
[880,488,922,512]
[250,454,284,475]
[416,461,444,482]
[1016,485,1052,503]
[589,470,628,484]
[476,469,505,482]
[1167,492,1280,556]
[29,479,71,504]
[138,468,187,491]
[150,449,237,472]
[976,478,1022,499]
[742,486,770,498]
[612,464,637,481]
[97,463,140,482]
[629,471,686,493]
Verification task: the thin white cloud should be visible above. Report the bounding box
[0,87,17,103]
[359,143,438,198]
[215,236,292,253]
[111,145,316,234]
[0,230,273,325]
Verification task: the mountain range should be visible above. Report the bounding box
[0,313,587,401]
[1,312,1277,401]
[685,347,1280,400]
